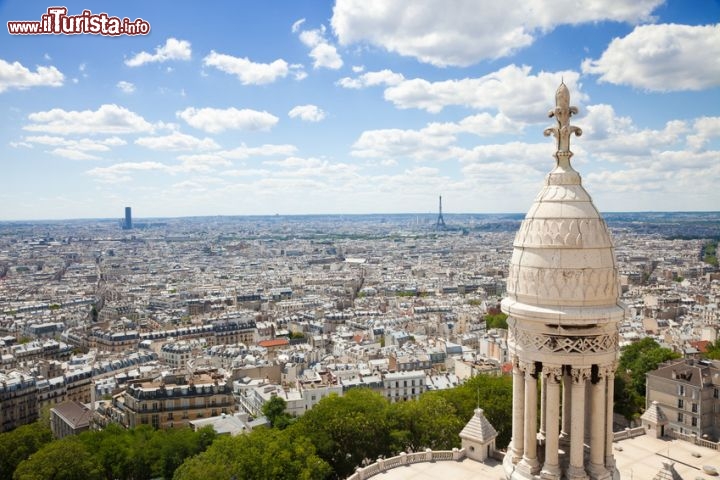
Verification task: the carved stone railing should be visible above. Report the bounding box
[612,426,645,441]
[346,448,466,480]
[667,429,720,451]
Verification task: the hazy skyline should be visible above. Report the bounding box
[2,1,719,221]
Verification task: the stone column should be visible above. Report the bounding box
[588,371,609,479]
[541,365,562,479]
[520,362,540,474]
[604,365,616,469]
[560,368,572,445]
[567,367,591,480]
[511,357,526,463]
[539,373,547,442]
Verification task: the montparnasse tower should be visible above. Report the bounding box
[502,83,623,480]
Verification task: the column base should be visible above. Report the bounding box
[540,464,561,480]
[517,456,541,476]
[566,465,589,480]
[510,446,524,464]
[588,463,611,480]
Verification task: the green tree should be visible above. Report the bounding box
[616,337,680,420]
[485,313,508,330]
[388,394,464,452]
[263,396,293,429]
[13,436,103,480]
[293,388,391,478]
[173,428,330,480]
[704,338,720,360]
[434,374,513,448]
[0,421,52,480]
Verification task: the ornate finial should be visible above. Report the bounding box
[543,82,582,167]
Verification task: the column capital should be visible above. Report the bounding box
[600,363,617,379]
[542,364,563,383]
[520,360,536,378]
[571,366,591,384]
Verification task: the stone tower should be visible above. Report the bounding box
[502,83,623,480]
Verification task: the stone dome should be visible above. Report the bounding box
[501,82,623,364]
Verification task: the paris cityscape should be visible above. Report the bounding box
[3,0,720,479]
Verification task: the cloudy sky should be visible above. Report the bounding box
[2,1,719,220]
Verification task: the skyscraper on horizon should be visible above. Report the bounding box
[124,207,132,230]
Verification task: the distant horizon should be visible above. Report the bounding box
[2,209,720,224]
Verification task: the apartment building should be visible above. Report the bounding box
[115,371,234,429]
[645,358,720,440]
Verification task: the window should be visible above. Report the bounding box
[678,412,684,422]
[714,388,719,399]
[678,399,684,409]
[678,385,685,396]
[692,403,698,413]
[692,417,698,427]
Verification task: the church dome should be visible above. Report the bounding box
[502,83,622,328]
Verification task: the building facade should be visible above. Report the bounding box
[115,371,234,429]
[646,358,720,440]
[502,84,623,480]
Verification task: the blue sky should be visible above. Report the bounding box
[1,0,719,220]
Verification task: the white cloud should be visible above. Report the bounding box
[116,81,135,93]
[687,117,720,150]
[264,157,323,168]
[332,0,662,67]
[581,104,688,156]
[351,126,457,160]
[51,148,99,161]
[203,51,289,85]
[86,161,169,183]
[582,24,720,91]
[24,135,126,152]
[125,38,192,67]
[135,132,219,151]
[337,69,405,89]
[0,59,64,92]
[296,24,343,69]
[177,107,279,133]
[24,104,157,135]
[176,154,232,171]
[382,65,586,121]
[288,104,326,122]
[291,18,306,33]
[351,112,521,161]
[221,143,297,159]
[352,65,365,73]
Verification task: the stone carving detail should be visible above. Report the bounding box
[514,218,612,249]
[519,360,536,377]
[600,363,617,379]
[542,365,563,383]
[511,328,618,355]
[571,366,592,384]
[506,265,618,302]
[544,82,582,157]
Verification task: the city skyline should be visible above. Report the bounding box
[2,1,719,221]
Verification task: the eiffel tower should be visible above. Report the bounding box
[436,195,446,230]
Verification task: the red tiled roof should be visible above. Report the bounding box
[690,340,711,353]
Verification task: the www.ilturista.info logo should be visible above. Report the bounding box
[7,7,150,35]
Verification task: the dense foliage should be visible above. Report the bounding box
[0,420,53,480]
[485,312,508,330]
[615,337,680,421]
[703,240,718,267]
[0,374,513,480]
[9,423,216,480]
